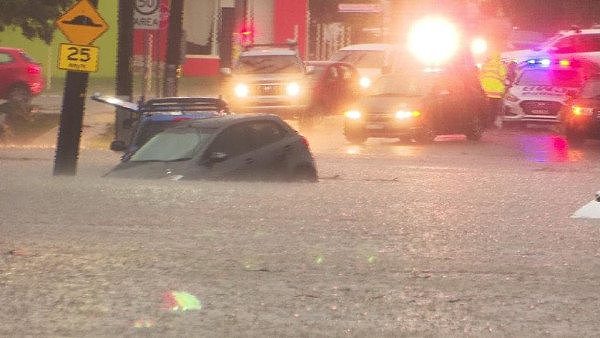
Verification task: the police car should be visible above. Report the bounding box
[501,58,592,126]
[501,27,600,65]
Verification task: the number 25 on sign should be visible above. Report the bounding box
[58,43,100,73]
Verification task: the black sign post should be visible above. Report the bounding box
[53,0,105,176]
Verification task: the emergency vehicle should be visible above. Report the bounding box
[501,58,595,126]
[501,27,600,65]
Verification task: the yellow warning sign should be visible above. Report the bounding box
[58,44,100,73]
[55,0,109,45]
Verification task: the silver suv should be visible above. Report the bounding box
[221,44,310,121]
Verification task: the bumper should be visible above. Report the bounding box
[501,100,561,124]
[344,118,419,137]
[230,96,308,118]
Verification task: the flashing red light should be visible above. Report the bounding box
[559,60,570,67]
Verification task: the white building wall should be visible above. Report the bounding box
[247,0,274,44]
[183,0,215,48]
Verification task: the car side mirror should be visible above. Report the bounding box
[220,67,232,76]
[110,140,127,152]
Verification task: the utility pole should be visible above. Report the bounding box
[53,0,103,176]
[163,0,184,97]
[114,0,135,146]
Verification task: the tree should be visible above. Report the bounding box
[0,0,75,44]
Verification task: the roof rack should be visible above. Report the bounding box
[141,97,229,114]
[243,40,298,51]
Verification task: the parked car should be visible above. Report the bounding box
[105,114,318,182]
[329,43,398,89]
[92,95,229,160]
[343,62,486,144]
[304,61,362,119]
[560,75,600,144]
[501,27,600,65]
[0,47,44,106]
[501,58,599,127]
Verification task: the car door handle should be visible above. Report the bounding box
[245,158,255,164]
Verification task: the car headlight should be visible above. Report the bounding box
[359,77,371,89]
[395,110,421,120]
[286,82,301,96]
[345,110,362,120]
[504,93,519,102]
[234,83,249,98]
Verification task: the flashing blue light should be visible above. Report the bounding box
[527,59,537,64]
[540,59,551,67]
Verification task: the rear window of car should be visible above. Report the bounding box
[331,50,385,68]
[517,69,582,87]
[0,53,13,63]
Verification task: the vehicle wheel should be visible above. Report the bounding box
[565,128,585,146]
[291,165,318,182]
[465,115,483,141]
[345,131,366,144]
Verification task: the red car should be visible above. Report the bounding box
[0,47,44,104]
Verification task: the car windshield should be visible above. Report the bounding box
[369,72,435,97]
[517,69,582,87]
[133,121,186,148]
[580,79,600,98]
[234,55,304,74]
[130,130,210,162]
[331,50,385,68]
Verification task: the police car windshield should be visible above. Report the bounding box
[130,130,211,162]
[580,79,600,99]
[331,50,385,68]
[517,69,582,87]
[235,55,304,74]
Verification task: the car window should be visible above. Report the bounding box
[0,53,13,64]
[517,69,582,87]
[248,121,287,147]
[575,34,600,53]
[234,55,304,74]
[130,130,208,162]
[331,50,385,68]
[580,78,600,98]
[552,36,577,53]
[208,123,258,157]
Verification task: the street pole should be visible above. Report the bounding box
[163,0,184,97]
[53,0,99,176]
[115,0,134,145]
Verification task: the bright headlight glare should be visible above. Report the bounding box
[345,110,362,120]
[359,77,371,88]
[234,83,249,98]
[395,110,421,120]
[286,82,301,96]
[471,37,488,55]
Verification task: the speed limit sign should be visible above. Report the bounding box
[134,0,160,30]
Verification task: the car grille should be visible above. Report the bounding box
[251,84,283,96]
[365,113,393,123]
[519,100,562,116]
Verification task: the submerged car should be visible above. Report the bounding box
[560,75,600,144]
[92,95,229,160]
[0,47,44,105]
[106,114,317,182]
[343,66,487,144]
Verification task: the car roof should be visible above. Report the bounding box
[0,47,21,53]
[241,48,297,56]
[184,114,286,129]
[338,43,394,51]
